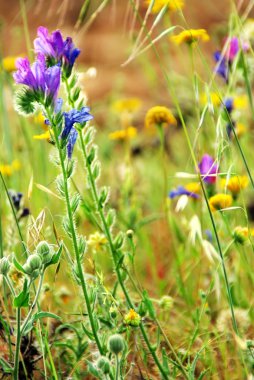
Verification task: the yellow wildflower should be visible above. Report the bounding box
[0,160,21,176]
[145,0,184,13]
[234,95,248,109]
[33,131,51,140]
[209,194,233,212]
[145,106,176,130]
[235,122,247,138]
[185,182,201,195]
[33,112,47,131]
[88,231,108,252]
[233,226,254,245]
[109,126,137,141]
[124,309,141,327]
[221,175,248,197]
[171,29,210,45]
[2,56,18,73]
[200,92,221,107]
[112,98,142,114]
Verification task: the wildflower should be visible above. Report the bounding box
[33,112,48,131]
[221,175,248,198]
[112,98,142,114]
[214,51,228,81]
[8,190,30,219]
[198,154,218,184]
[88,231,108,252]
[109,126,137,141]
[208,193,233,212]
[169,185,199,199]
[145,0,184,13]
[233,226,254,245]
[60,107,93,158]
[14,53,61,109]
[223,98,234,114]
[225,37,239,61]
[33,131,51,140]
[159,295,174,310]
[223,95,247,114]
[214,37,240,82]
[145,106,176,131]
[34,26,80,77]
[171,29,209,45]
[2,56,19,73]
[200,92,221,107]
[108,334,125,355]
[124,308,141,327]
[0,160,21,176]
[226,121,247,139]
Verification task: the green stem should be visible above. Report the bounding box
[79,130,170,380]
[45,109,106,359]
[115,355,119,380]
[13,308,21,380]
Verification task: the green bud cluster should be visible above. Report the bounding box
[0,257,10,276]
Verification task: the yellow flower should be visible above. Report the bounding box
[145,106,176,130]
[88,231,108,252]
[171,29,210,45]
[33,112,47,131]
[124,309,141,327]
[221,175,248,197]
[185,182,201,195]
[112,98,142,114]
[235,122,247,138]
[233,226,254,245]
[0,160,21,176]
[208,194,233,212]
[109,126,137,141]
[200,92,221,107]
[234,95,248,109]
[145,0,184,13]
[2,56,18,73]
[33,131,51,140]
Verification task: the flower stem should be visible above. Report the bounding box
[13,307,21,380]
[78,130,170,380]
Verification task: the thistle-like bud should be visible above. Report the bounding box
[0,257,10,276]
[23,254,42,278]
[124,309,141,327]
[108,334,125,355]
[96,356,111,374]
[36,241,53,265]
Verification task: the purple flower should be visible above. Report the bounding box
[198,154,218,184]
[61,107,93,141]
[169,186,199,199]
[34,26,80,76]
[226,37,239,61]
[13,54,60,103]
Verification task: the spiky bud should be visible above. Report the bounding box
[108,334,125,355]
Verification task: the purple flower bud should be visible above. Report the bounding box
[198,154,218,184]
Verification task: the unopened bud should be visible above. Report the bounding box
[108,334,125,355]
[96,356,111,374]
[0,257,10,276]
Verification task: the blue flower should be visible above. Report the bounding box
[214,51,228,82]
[67,128,78,159]
[61,107,93,140]
[223,98,234,113]
[169,186,199,199]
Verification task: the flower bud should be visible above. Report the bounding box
[36,241,53,265]
[0,257,10,276]
[126,229,134,239]
[109,305,118,319]
[124,309,141,327]
[23,254,42,277]
[108,334,125,355]
[96,356,111,374]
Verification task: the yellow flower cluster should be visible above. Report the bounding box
[221,175,248,197]
[145,0,184,13]
[109,126,137,141]
[112,98,142,114]
[208,194,233,212]
[145,106,176,130]
[171,29,210,45]
[0,159,21,176]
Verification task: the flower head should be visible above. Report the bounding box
[198,154,218,184]
[208,193,233,212]
[61,107,93,145]
[0,160,21,177]
[88,231,108,252]
[214,51,228,81]
[221,175,248,197]
[214,37,240,82]
[145,106,176,130]
[145,0,184,13]
[169,184,200,199]
[2,56,20,73]
[34,26,80,77]
[112,98,142,114]
[13,54,61,108]
[233,226,254,245]
[109,126,137,141]
[171,29,209,45]
[124,309,141,327]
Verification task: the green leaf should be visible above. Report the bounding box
[13,257,27,274]
[13,279,29,308]
[142,290,156,319]
[82,324,95,341]
[45,243,63,268]
[0,358,13,374]
[23,311,61,335]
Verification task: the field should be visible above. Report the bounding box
[1,0,254,379]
